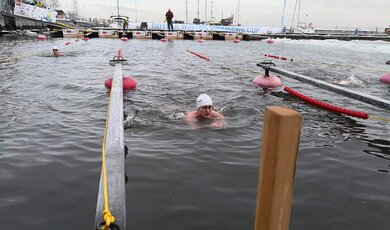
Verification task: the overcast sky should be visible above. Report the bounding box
[58,0,389,29]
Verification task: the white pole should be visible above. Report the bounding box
[281,0,287,30]
[135,0,138,22]
[186,0,188,23]
[197,0,200,19]
[210,0,213,20]
[205,0,208,22]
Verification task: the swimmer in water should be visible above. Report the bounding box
[52,46,63,57]
[330,75,364,86]
[185,94,225,128]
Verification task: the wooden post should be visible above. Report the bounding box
[254,106,303,230]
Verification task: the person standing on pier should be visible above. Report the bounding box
[165,9,174,31]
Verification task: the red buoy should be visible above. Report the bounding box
[266,38,274,44]
[37,35,47,40]
[380,73,390,84]
[121,36,129,41]
[233,39,240,43]
[82,37,90,41]
[161,38,168,42]
[253,75,281,88]
[104,76,137,91]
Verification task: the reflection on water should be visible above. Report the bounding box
[0,37,389,230]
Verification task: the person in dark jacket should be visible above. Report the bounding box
[165,9,174,31]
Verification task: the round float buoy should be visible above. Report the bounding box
[121,36,129,41]
[380,73,390,84]
[233,39,240,43]
[161,38,168,42]
[253,75,281,88]
[266,38,274,44]
[37,34,47,40]
[104,76,137,91]
[82,37,90,41]
[386,60,390,65]
[197,39,204,43]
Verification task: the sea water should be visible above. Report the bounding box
[0,36,389,229]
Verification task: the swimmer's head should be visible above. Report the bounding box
[196,94,213,110]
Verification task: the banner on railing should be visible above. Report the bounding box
[14,2,57,23]
[149,23,282,34]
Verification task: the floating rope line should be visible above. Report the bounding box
[186,49,388,121]
[262,53,294,62]
[99,49,124,230]
[261,53,390,73]
[284,87,369,119]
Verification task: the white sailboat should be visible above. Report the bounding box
[290,0,315,34]
[108,0,129,29]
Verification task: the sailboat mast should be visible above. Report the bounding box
[290,0,298,30]
[197,0,200,19]
[205,0,208,22]
[210,0,213,20]
[297,0,301,26]
[117,0,120,17]
[281,0,287,29]
[135,0,138,22]
[186,0,188,23]
[74,0,78,16]
[235,0,240,25]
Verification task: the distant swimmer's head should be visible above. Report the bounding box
[196,94,213,110]
[52,46,61,56]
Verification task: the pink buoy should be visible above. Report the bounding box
[104,76,137,91]
[37,35,47,40]
[266,38,274,44]
[82,37,90,41]
[253,75,281,88]
[121,36,129,41]
[197,39,204,43]
[161,38,168,42]
[380,73,390,84]
[233,39,240,43]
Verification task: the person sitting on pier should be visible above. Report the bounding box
[52,46,63,57]
[165,9,174,31]
[185,94,225,128]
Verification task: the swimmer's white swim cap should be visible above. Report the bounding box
[196,94,213,110]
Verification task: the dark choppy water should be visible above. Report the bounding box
[0,36,389,230]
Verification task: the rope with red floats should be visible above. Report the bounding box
[186,50,210,61]
[187,50,382,120]
[284,87,369,119]
[262,53,293,62]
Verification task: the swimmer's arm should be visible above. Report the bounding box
[185,112,197,129]
[210,113,225,128]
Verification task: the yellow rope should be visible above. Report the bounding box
[369,115,390,122]
[101,87,116,230]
